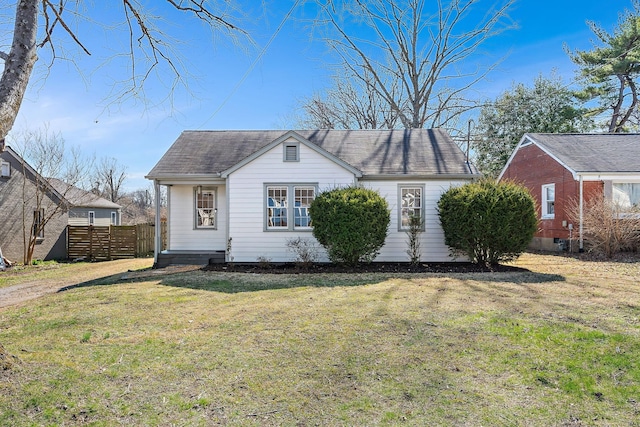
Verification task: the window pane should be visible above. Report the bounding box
[197,190,215,227]
[613,183,640,208]
[267,187,288,227]
[294,187,314,227]
[401,187,422,228]
[542,185,555,217]
[33,209,44,238]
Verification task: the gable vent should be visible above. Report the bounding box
[284,144,299,162]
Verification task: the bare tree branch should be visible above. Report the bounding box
[315,0,516,130]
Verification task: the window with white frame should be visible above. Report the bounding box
[33,209,44,239]
[89,211,95,225]
[0,160,10,177]
[541,184,555,218]
[266,184,315,230]
[612,183,640,208]
[267,186,289,228]
[399,185,424,230]
[111,211,117,225]
[195,188,216,228]
[294,186,314,228]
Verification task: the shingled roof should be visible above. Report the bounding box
[48,178,121,209]
[525,133,640,174]
[147,129,477,179]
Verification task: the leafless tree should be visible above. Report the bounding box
[313,0,516,130]
[300,72,402,129]
[119,184,166,225]
[91,157,128,203]
[13,126,92,264]
[0,0,248,143]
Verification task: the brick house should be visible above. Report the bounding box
[0,146,121,263]
[498,133,640,251]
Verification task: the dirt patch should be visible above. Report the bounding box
[202,261,527,274]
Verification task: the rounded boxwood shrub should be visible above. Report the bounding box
[437,179,537,265]
[310,186,390,265]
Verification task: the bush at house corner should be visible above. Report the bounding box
[310,186,390,265]
[437,180,538,265]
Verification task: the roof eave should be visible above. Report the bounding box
[145,173,223,181]
[361,173,481,181]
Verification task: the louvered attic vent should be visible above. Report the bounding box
[284,144,299,162]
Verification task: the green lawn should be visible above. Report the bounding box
[1,253,639,426]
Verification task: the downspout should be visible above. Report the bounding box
[579,174,584,252]
[225,179,231,262]
[154,180,161,266]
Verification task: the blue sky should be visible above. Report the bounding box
[7,0,630,191]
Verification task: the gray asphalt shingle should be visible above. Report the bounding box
[147,129,476,178]
[527,133,640,173]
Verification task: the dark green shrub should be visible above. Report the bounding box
[437,179,538,265]
[310,186,390,265]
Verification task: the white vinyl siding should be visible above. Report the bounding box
[228,139,355,262]
[365,179,468,263]
[541,184,555,219]
[166,183,227,251]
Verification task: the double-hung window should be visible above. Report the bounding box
[196,187,216,229]
[266,184,315,230]
[399,185,424,230]
[541,184,555,219]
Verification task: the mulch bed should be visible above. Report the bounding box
[202,261,527,274]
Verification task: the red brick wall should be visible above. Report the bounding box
[501,143,603,240]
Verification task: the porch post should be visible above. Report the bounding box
[154,180,161,266]
[579,174,584,252]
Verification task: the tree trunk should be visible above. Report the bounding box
[0,0,39,144]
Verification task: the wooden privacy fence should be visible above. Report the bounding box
[67,223,166,261]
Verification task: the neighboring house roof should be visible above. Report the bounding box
[500,133,640,179]
[3,146,120,209]
[48,178,121,209]
[146,129,478,179]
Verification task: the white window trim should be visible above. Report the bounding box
[194,186,217,230]
[398,184,425,231]
[541,183,555,219]
[0,160,10,177]
[265,183,317,231]
[283,143,300,162]
[89,211,95,225]
[111,211,117,225]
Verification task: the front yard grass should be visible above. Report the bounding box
[1,253,639,426]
